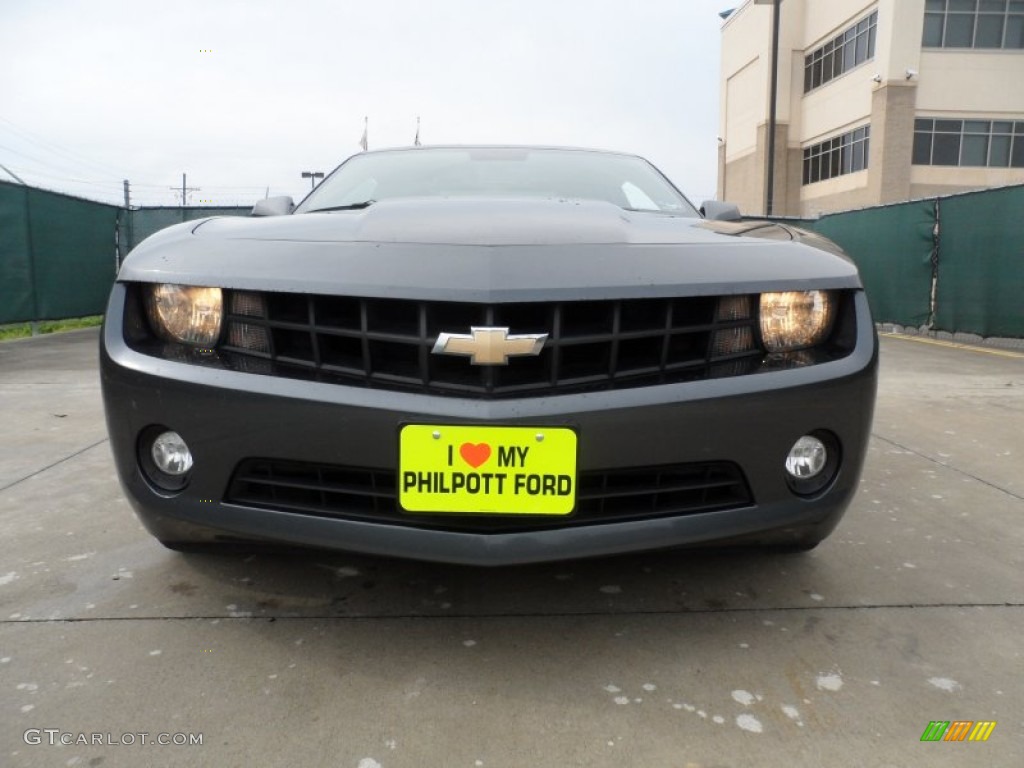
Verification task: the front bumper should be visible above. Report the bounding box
[100,284,877,565]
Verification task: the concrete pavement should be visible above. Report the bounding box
[1,328,1021,767]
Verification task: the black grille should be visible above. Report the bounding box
[218,292,763,398]
[225,458,754,533]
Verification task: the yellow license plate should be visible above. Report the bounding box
[398,424,577,515]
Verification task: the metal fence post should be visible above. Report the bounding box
[927,198,940,330]
[22,186,40,333]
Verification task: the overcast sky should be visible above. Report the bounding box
[0,0,732,208]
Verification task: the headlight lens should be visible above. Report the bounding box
[144,284,223,347]
[759,290,836,352]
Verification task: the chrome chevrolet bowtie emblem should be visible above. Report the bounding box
[432,327,548,365]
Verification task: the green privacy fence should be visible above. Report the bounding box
[798,199,936,329]
[0,180,247,325]
[932,186,1024,338]
[786,183,1024,338]
[2,180,1023,336]
[0,182,121,324]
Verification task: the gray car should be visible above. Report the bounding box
[100,146,877,565]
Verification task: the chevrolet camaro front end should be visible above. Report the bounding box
[100,146,877,565]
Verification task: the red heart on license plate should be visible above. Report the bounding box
[459,442,491,468]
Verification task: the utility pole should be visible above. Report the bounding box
[123,179,131,208]
[170,173,200,206]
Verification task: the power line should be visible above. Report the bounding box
[0,148,161,197]
[0,173,259,207]
[0,114,127,181]
[0,141,86,177]
[0,156,299,207]
[0,116,315,200]
[0,151,298,193]
[0,165,123,187]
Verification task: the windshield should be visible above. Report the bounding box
[295,147,698,216]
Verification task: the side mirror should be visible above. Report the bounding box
[250,196,295,217]
[700,200,742,222]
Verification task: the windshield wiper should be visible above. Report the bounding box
[307,200,376,213]
[620,207,687,216]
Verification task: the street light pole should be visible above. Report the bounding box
[301,171,325,190]
[765,0,781,216]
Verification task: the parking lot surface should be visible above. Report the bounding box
[1,328,1021,767]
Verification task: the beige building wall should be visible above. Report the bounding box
[718,2,766,213]
[910,49,1024,196]
[917,50,1024,114]
[719,0,885,216]
[874,0,925,81]
[718,0,1024,217]
[910,166,1024,198]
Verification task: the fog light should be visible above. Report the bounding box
[785,435,827,479]
[151,431,193,476]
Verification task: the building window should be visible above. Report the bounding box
[913,118,1024,166]
[802,126,871,185]
[923,0,1024,49]
[803,11,878,93]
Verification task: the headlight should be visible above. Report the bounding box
[144,284,223,347]
[759,290,836,352]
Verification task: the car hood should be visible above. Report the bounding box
[118,198,863,301]
[196,198,762,246]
